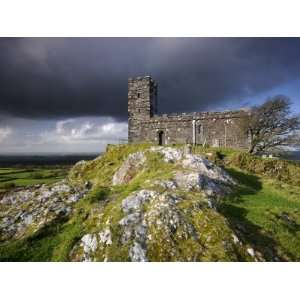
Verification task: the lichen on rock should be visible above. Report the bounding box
[0,180,91,242]
[67,146,257,262]
[112,152,146,185]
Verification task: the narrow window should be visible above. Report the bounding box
[198,124,202,134]
[198,124,204,143]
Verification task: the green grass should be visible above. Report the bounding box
[220,167,300,261]
[0,167,68,192]
[0,216,84,261]
[188,145,300,260]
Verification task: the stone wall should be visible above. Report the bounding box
[128,76,250,150]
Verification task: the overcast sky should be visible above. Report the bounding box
[0,37,300,153]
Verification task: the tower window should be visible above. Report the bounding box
[137,93,140,98]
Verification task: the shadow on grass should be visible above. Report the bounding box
[0,215,82,262]
[274,212,300,234]
[219,167,296,261]
[226,167,262,192]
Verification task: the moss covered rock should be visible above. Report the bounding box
[67,145,255,261]
[0,144,267,261]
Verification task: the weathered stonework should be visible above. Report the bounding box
[128,76,250,150]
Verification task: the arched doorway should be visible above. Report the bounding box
[158,130,165,145]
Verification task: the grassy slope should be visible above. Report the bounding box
[221,168,300,261]
[0,144,300,261]
[192,146,300,260]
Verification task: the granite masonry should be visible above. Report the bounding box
[128,76,250,150]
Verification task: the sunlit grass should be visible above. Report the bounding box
[221,167,300,261]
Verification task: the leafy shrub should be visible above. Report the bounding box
[230,152,300,185]
[85,187,110,204]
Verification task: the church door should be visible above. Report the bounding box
[158,131,165,145]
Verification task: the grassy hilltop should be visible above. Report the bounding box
[0,144,300,262]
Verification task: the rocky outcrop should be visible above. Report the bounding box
[69,146,259,262]
[0,180,90,241]
[0,145,263,262]
[112,152,146,185]
[70,186,257,262]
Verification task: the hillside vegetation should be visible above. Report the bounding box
[0,144,299,261]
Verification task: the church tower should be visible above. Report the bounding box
[128,76,157,143]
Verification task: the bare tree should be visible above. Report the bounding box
[241,96,300,154]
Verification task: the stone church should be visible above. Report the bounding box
[128,76,250,150]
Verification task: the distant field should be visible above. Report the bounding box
[284,150,300,161]
[0,153,99,193]
[0,167,69,193]
[0,153,99,166]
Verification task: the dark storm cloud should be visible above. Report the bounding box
[1,37,300,120]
